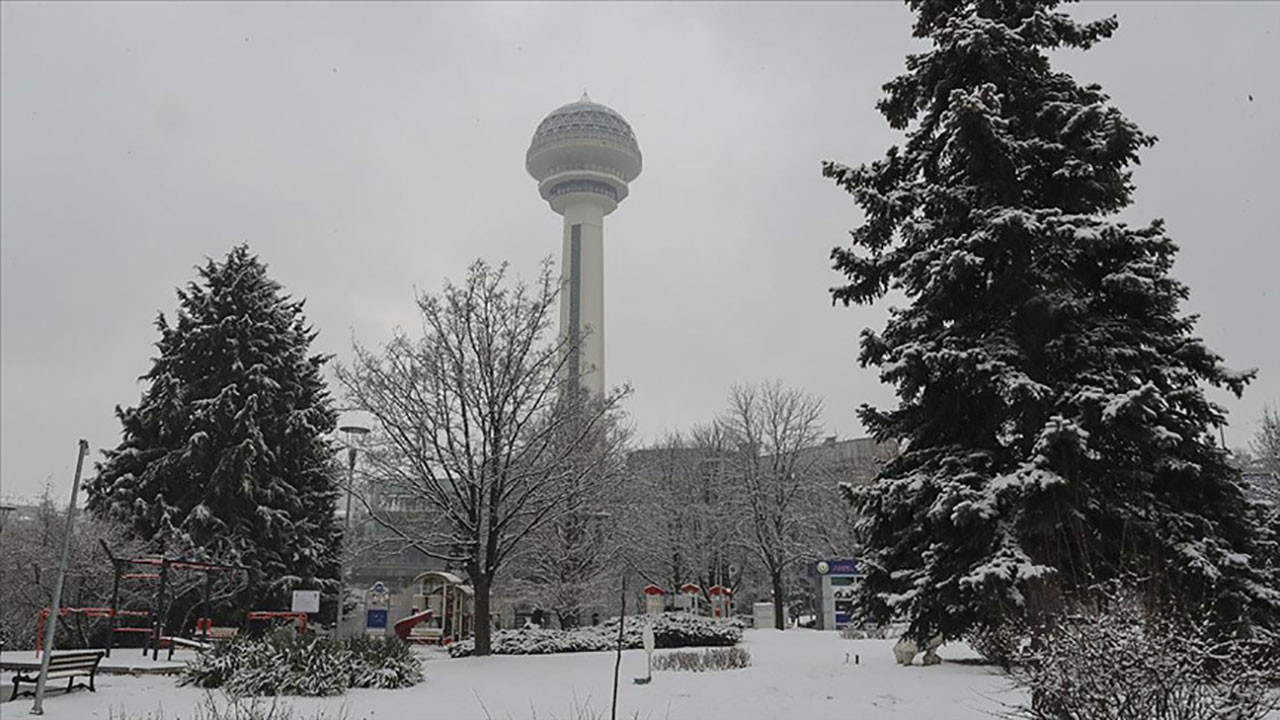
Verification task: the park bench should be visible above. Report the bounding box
[204,626,239,641]
[11,648,106,699]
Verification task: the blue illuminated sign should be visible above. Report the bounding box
[810,558,859,576]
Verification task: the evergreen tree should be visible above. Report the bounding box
[824,0,1277,641]
[87,245,340,617]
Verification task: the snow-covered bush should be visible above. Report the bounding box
[839,624,895,640]
[652,647,751,672]
[964,621,1026,669]
[181,630,421,696]
[448,613,741,658]
[604,612,741,650]
[344,634,423,689]
[1007,595,1279,720]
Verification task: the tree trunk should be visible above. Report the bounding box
[771,572,785,631]
[473,572,493,656]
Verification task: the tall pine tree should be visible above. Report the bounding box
[825,0,1278,641]
[87,245,341,616]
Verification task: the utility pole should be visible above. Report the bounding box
[32,439,89,716]
[335,425,369,638]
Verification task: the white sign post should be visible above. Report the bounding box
[291,590,321,614]
[642,622,656,683]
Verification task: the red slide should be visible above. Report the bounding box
[393,610,434,641]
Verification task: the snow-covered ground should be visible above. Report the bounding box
[2,630,1025,719]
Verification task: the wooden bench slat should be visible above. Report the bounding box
[43,658,102,668]
[19,666,88,676]
[46,654,102,660]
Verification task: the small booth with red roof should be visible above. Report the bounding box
[676,583,701,614]
[708,585,732,618]
[642,584,666,615]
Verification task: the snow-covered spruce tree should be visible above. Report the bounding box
[824,0,1277,642]
[86,245,341,619]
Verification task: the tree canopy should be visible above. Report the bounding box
[825,0,1277,640]
[87,245,341,614]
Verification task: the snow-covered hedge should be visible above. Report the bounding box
[343,634,423,690]
[448,613,742,658]
[181,630,422,696]
[651,646,751,672]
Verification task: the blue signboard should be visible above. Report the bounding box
[366,609,388,629]
[809,558,859,577]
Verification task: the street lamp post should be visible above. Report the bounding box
[335,425,369,638]
[31,439,89,716]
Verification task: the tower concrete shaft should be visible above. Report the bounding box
[560,201,607,399]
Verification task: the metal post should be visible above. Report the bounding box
[107,561,122,658]
[202,571,212,645]
[152,558,169,661]
[335,446,356,637]
[31,439,89,716]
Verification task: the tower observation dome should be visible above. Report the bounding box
[527,93,643,215]
[527,93,642,398]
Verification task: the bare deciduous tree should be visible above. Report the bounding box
[721,381,825,630]
[506,414,632,628]
[1250,405,1280,476]
[0,488,149,650]
[336,259,627,655]
[622,425,748,610]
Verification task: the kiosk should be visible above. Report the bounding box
[677,583,701,614]
[810,558,862,630]
[642,584,665,615]
[708,585,732,618]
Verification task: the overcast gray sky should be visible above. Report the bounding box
[2,2,1276,501]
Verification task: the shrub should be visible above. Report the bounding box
[181,630,421,696]
[343,634,422,689]
[448,613,741,658]
[964,621,1026,669]
[839,624,894,640]
[1007,594,1279,720]
[651,647,751,672]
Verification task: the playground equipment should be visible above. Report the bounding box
[245,610,309,635]
[408,571,474,645]
[392,609,435,642]
[33,607,147,657]
[100,540,250,660]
